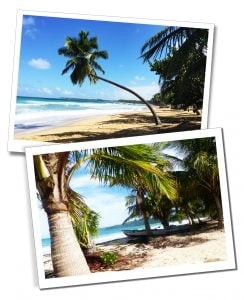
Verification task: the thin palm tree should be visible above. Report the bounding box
[58,31,161,125]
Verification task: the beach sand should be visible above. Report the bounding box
[97,227,227,270]
[43,226,227,277]
[15,107,201,144]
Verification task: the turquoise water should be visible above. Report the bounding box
[15,96,146,134]
[41,220,162,253]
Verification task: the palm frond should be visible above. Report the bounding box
[68,187,100,248]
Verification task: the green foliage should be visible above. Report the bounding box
[58,30,161,125]
[100,251,118,265]
[141,27,208,109]
[68,188,100,249]
[58,30,108,86]
[169,137,223,226]
[86,144,177,200]
[150,93,162,105]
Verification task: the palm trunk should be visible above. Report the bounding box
[48,211,90,277]
[34,153,91,277]
[143,214,152,236]
[136,189,152,236]
[94,75,161,125]
[159,217,170,229]
[214,194,224,228]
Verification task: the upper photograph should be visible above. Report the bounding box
[8,11,214,152]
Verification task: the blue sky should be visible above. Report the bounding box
[18,15,164,100]
[39,163,132,238]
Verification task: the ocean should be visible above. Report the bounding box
[41,221,163,255]
[15,96,146,134]
[41,218,192,255]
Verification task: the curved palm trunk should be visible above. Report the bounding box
[94,75,161,125]
[34,153,90,277]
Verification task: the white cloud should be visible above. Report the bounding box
[22,17,38,39]
[25,28,38,39]
[130,75,146,85]
[134,75,145,81]
[22,16,35,26]
[42,88,52,95]
[70,174,129,227]
[70,174,98,189]
[55,87,73,96]
[63,89,73,96]
[28,58,51,70]
[37,87,53,95]
[84,192,128,227]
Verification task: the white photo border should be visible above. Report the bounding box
[25,128,236,289]
[9,10,214,152]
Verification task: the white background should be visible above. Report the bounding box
[0,0,243,299]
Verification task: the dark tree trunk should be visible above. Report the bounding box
[136,189,152,236]
[143,215,152,236]
[214,194,224,228]
[94,75,162,125]
[159,217,170,229]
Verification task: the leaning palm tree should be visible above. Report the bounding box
[58,31,161,125]
[33,143,176,277]
[34,153,91,277]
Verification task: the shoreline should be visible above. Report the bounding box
[43,226,227,277]
[15,107,201,144]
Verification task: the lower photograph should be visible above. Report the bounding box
[25,128,236,289]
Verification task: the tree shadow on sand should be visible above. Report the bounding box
[38,120,201,144]
[100,112,201,126]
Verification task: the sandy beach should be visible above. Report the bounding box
[44,226,226,277]
[15,107,201,144]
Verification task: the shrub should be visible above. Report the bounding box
[100,251,118,265]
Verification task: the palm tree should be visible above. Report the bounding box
[170,137,223,228]
[34,153,91,277]
[58,31,161,125]
[34,143,176,276]
[140,27,208,110]
[124,191,174,229]
[87,144,177,235]
[123,192,153,233]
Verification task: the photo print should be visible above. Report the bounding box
[25,128,236,289]
[9,10,214,152]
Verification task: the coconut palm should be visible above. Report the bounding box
[141,27,208,110]
[170,137,223,227]
[141,27,208,62]
[124,191,174,229]
[34,143,177,276]
[58,30,161,125]
[34,153,91,277]
[87,144,177,235]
